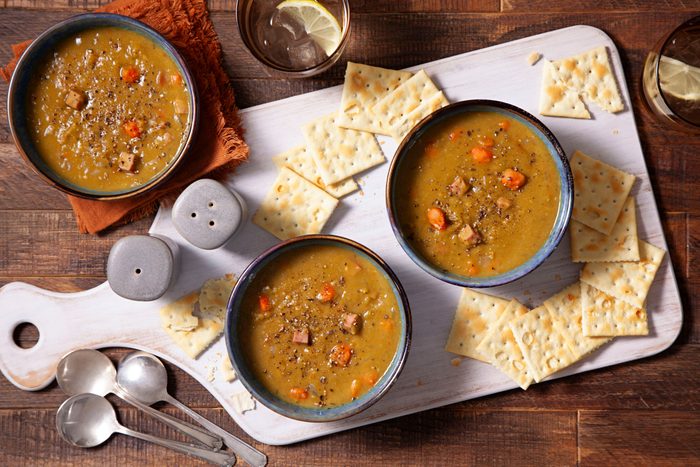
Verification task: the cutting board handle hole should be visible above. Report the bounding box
[12,322,39,349]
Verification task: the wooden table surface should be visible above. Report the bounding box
[1,1,699,465]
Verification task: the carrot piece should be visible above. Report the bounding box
[329,343,352,367]
[156,71,167,86]
[121,66,140,84]
[501,168,527,190]
[427,207,447,231]
[122,121,142,138]
[499,120,511,130]
[478,136,495,147]
[363,369,379,386]
[170,73,183,85]
[258,294,271,312]
[350,379,362,398]
[289,387,309,400]
[471,146,493,163]
[424,142,439,158]
[318,282,335,303]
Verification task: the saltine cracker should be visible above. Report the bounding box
[571,150,635,235]
[253,167,338,240]
[475,300,534,390]
[445,288,510,362]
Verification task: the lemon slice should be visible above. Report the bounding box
[659,55,700,101]
[276,0,342,57]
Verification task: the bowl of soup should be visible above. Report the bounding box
[225,235,412,422]
[387,100,573,288]
[8,13,198,200]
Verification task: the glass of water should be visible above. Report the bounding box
[236,0,351,77]
[642,15,700,132]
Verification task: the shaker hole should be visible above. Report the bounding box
[13,322,39,349]
[135,268,142,275]
[191,212,197,218]
[209,220,215,227]
[208,201,214,208]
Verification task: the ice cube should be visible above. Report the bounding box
[287,36,326,69]
[271,10,306,40]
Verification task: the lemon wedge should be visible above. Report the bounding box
[276,0,342,57]
[659,55,700,101]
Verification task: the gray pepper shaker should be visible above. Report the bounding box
[106,234,179,301]
[171,178,247,250]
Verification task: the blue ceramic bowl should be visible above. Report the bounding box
[7,13,198,200]
[386,100,573,288]
[225,235,412,422]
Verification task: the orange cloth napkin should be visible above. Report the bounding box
[1,0,248,234]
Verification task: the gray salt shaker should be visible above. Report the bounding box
[171,179,247,250]
[107,235,180,301]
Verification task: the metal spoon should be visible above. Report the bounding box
[118,351,268,467]
[56,349,223,450]
[56,393,236,466]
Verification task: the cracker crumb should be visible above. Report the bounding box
[416,379,423,387]
[231,391,256,414]
[612,129,620,135]
[450,357,462,367]
[527,51,541,66]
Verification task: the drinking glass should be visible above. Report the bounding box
[236,0,351,77]
[642,15,700,132]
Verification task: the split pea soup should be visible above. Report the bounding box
[395,111,561,278]
[26,26,192,193]
[237,245,401,409]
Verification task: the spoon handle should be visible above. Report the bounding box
[115,388,223,450]
[116,425,236,466]
[165,394,268,467]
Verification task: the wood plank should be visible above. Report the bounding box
[0,10,695,80]
[662,212,696,345]
[579,410,700,466]
[504,0,700,12]
[0,407,576,466]
[0,144,71,210]
[0,406,256,467]
[0,276,104,291]
[0,211,152,277]
[688,214,700,344]
[2,344,699,411]
[0,0,502,12]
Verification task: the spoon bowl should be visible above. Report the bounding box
[117,351,169,405]
[56,393,116,448]
[56,349,116,397]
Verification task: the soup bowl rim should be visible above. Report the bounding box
[385,99,573,288]
[224,234,412,423]
[7,12,199,200]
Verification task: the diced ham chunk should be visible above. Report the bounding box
[292,328,309,345]
[458,225,481,245]
[65,89,87,110]
[118,152,137,173]
[341,313,362,335]
[448,176,469,196]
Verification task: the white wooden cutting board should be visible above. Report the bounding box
[0,25,683,445]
